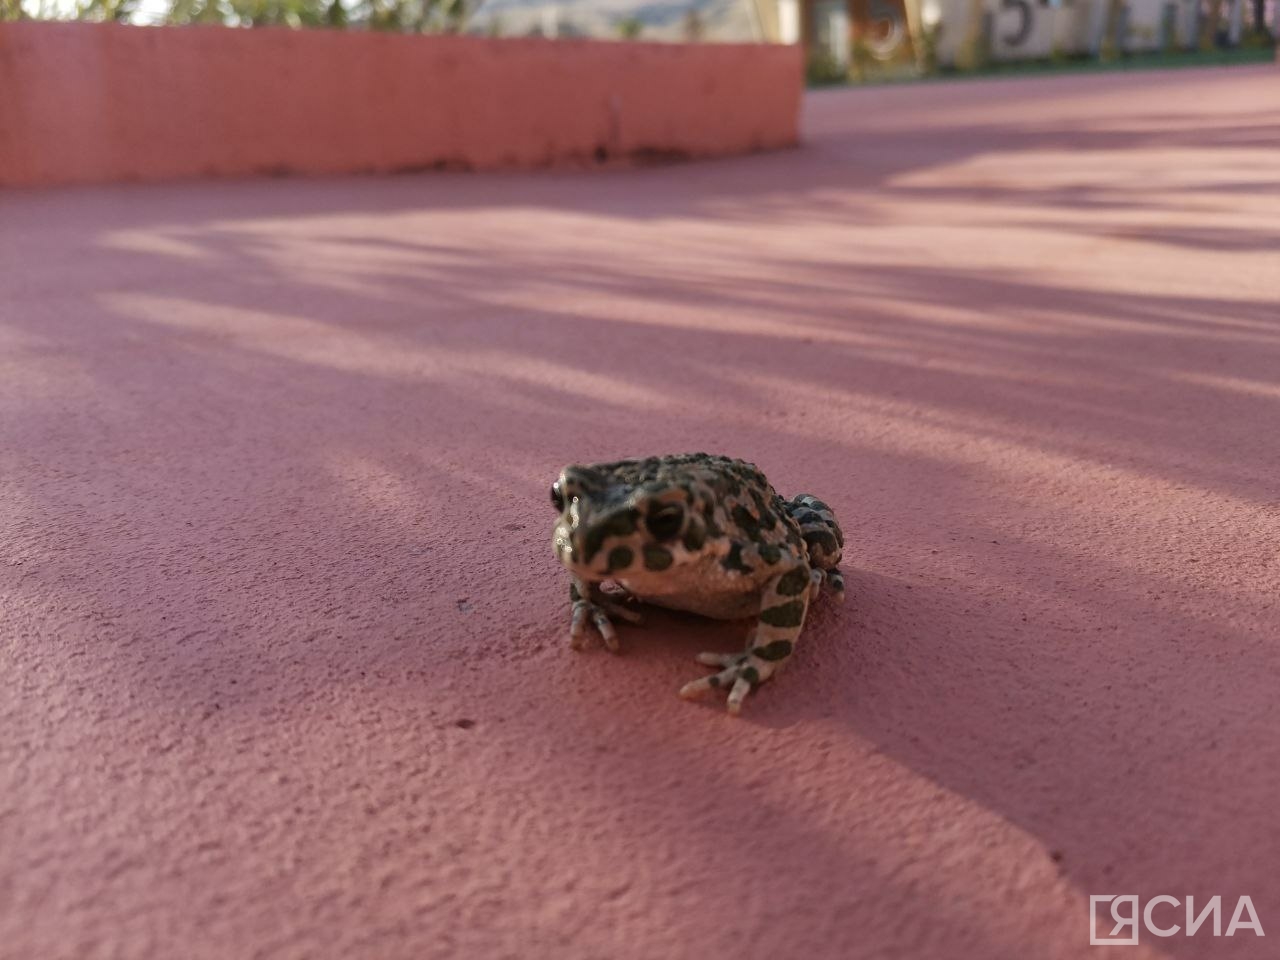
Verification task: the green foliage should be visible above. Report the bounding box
[1198,0,1222,50]
[617,15,642,40]
[917,23,941,74]
[77,0,141,21]
[1161,2,1181,52]
[1239,27,1276,48]
[681,8,703,41]
[805,49,847,85]
[6,0,469,30]
[164,0,231,24]
[231,0,329,27]
[955,0,989,71]
[345,0,466,32]
[1098,0,1126,61]
[849,35,873,80]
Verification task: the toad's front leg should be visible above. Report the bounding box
[568,578,643,653]
[678,564,812,715]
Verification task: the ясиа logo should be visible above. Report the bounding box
[1090,895,1265,945]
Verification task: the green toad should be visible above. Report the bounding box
[550,453,844,714]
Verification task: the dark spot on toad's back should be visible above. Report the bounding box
[731,505,759,535]
[804,529,839,556]
[643,546,673,571]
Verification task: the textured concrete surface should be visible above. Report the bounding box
[0,23,799,188]
[2,65,1278,960]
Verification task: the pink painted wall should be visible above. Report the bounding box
[0,22,802,188]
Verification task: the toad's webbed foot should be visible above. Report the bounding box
[568,580,643,653]
[679,650,785,715]
[813,566,845,602]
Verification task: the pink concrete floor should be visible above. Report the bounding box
[2,65,1278,960]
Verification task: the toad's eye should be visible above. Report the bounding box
[647,504,684,542]
[550,481,565,512]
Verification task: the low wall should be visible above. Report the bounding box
[0,22,802,188]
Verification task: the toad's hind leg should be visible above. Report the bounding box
[679,563,812,715]
[786,494,845,602]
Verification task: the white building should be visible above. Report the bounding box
[466,0,780,41]
[466,0,1266,65]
